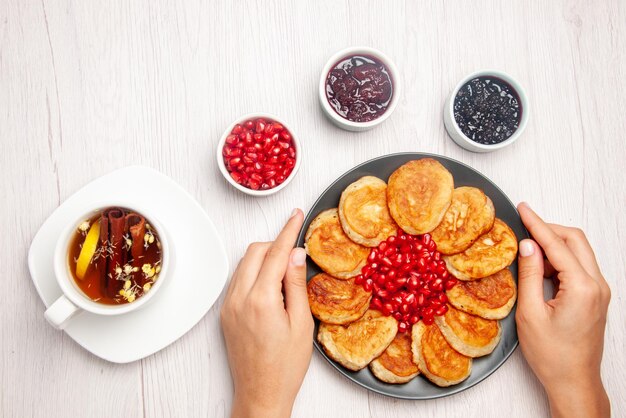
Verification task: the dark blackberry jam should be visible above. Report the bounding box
[453,76,522,145]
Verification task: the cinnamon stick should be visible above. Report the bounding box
[125,213,146,261]
[104,208,127,298]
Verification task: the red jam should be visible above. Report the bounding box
[222,118,296,191]
[325,55,393,123]
[355,230,457,333]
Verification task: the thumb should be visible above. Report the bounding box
[284,247,310,321]
[516,239,547,317]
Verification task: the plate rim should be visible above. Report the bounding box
[297,152,527,400]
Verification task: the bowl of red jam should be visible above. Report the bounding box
[319,47,400,131]
[444,70,529,152]
[217,114,301,196]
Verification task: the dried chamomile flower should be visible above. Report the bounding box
[78,221,90,233]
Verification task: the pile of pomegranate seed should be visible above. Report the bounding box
[222,118,297,190]
[355,229,458,333]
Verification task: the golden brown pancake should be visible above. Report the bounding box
[369,332,419,384]
[435,304,501,357]
[447,268,517,319]
[305,208,370,279]
[307,273,371,325]
[387,159,454,235]
[430,187,495,255]
[411,322,472,387]
[443,218,518,280]
[318,310,398,371]
[338,176,398,247]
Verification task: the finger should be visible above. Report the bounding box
[227,242,271,298]
[543,258,557,278]
[517,203,584,275]
[254,209,305,293]
[516,239,547,316]
[284,247,312,321]
[546,224,604,282]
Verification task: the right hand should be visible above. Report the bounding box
[515,202,611,418]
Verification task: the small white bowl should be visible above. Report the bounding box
[319,46,400,132]
[443,69,529,153]
[217,113,301,196]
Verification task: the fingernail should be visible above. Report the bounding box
[291,208,300,218]
[519,240,535,257]
[291,248,306,266]
[519,201,529,209]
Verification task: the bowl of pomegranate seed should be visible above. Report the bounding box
[217,113,301,196]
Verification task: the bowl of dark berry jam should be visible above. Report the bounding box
[319,47,400,131]
[217,113,301,196]
[444,70,529,152]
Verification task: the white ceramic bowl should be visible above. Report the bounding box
[217,113,301,196]
[319,46,400,132]
[443,69,529,152]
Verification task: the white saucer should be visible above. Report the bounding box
[28,166,229,363]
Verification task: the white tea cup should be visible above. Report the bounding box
[44,203,170,330]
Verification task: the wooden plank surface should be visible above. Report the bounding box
[1,0,624,416]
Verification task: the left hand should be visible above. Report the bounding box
[221,209,314,418]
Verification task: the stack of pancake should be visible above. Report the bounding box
[304,158,518,387]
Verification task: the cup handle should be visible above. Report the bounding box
[44,295,80,330]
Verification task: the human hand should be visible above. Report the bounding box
[221,209,314,418]
[515,203,611,418]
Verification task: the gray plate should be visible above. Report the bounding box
[296,152,528,400]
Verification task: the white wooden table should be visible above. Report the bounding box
[1,1,624,416]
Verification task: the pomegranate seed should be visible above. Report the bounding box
[435,305,448,316]
[230,171,244,184]
[354,274,364,285]
[398,322,408,333]
[232,124,243,134]
[405,293,415,304]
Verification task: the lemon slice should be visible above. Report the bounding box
[76,220,100,279]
